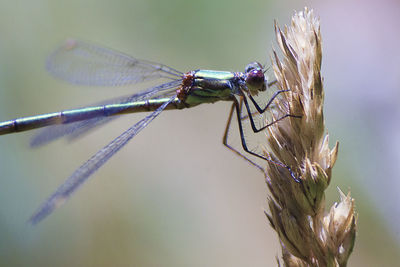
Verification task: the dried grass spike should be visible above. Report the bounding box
[264,8,357,266]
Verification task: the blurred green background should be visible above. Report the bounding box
[0,0,399,266]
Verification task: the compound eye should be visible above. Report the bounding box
[246,68,266,93]
[245,61,263,74]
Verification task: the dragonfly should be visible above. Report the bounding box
[0,39,300,224]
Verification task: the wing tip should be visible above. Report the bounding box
[28,196,67,225]
[28,208,51,225]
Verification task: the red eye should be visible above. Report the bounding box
[246,69,266,92]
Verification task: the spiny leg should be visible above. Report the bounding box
[238,80,285,121]
[267,79,278,88]
[242,93,301,133]
[248,89,288,114]
[222,99,266,174]
[232,97,301,183]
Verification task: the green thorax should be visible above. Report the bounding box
[184,70,237,106]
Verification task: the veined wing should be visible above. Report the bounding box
[30,79,181,147]
[47,39,183,86]
[29,96,176,224]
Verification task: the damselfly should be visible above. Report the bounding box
[0,39,299,224]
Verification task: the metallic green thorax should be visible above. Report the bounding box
[184,70,237,106]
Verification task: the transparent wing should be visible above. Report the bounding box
[47,39,183,86]
[30,79,181,147]
[29,96,176,224]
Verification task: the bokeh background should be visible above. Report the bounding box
[0,0,399,266]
